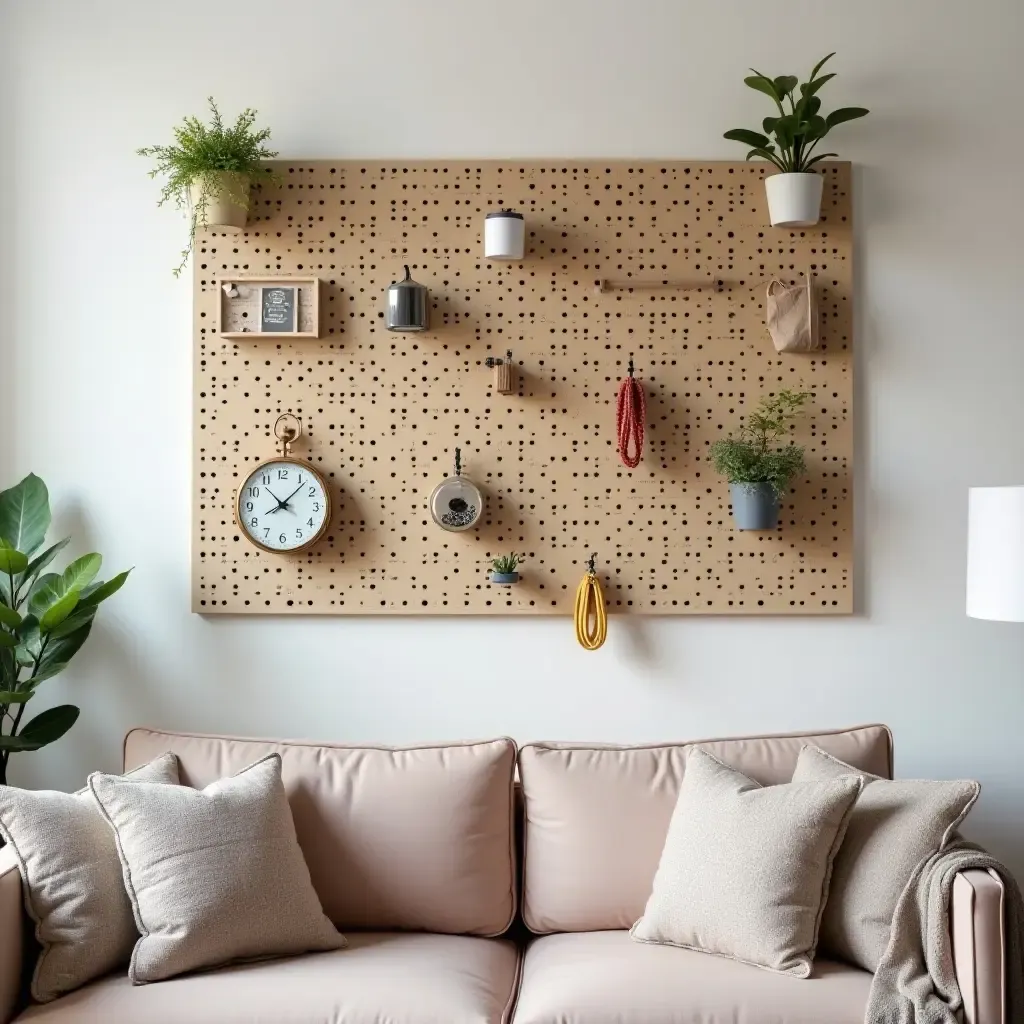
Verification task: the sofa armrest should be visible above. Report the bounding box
[0,846,23,1024]
[952,868,1005,1024]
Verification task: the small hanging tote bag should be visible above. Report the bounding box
[766,272,819,353]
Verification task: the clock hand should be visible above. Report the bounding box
[277,483,305,511]
[263,487,289,514]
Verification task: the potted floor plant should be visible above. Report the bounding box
[0,474,130,785]
[139,97,278,276]
[489,553,524,586]
[724,53,868,227]
[710,390,811,530]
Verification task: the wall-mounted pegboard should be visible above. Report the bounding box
[193,161,853,615]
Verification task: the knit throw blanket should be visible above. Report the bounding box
[865,840,1023,1023]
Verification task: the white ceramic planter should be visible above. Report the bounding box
[764,172,823,228]
[189,171,249,233]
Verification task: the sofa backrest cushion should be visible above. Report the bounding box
[123,729,517,937]
[518,724,892,934]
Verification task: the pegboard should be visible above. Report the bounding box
[193,161,853,615]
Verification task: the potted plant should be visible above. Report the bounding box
[489,553,524,586]
[0,474,130,785]
[724,53,868,227]
[139,97,279,276]
[709,390,811,530]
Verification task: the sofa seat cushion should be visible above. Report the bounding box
[17,933,521,1024]
[512,931,873,1024]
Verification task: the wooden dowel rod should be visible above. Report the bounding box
[596,278,724,294]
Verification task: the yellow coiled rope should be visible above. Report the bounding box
[574,555,607,650]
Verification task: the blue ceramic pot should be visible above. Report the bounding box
[729,482,780,530]
[490,572,519,585]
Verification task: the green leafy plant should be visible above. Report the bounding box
[138,97,279,276]
[709,390,812,494]
[0,475,130,785]
[724,53,868,172]
[490,553,524,574]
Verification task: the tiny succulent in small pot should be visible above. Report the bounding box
[709,390,811,530]
[0,474,131,785]
[724,53,868,227]
[490,552,524,585]
[138,97,279,276]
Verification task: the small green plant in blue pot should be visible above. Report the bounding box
[709,390,811,530]
[489,553,524,586]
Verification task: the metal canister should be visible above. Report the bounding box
[386,265,429,332]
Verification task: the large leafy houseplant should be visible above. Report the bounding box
[723,53,868,173]
[710,390,811,494]
[138,97,278,276]
[0,475,129,785]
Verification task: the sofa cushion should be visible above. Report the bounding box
[512,930,872,1024]
[16,933,521,1024]
[518,724,892,933]
[89,753,346,984]
[123,729,517,936]
[792,743,980,971]
[630,748,862,977]
[0,753,180,1002]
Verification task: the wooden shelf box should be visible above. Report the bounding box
[217,276,320,339]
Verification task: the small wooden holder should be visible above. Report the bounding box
[486,350,518,395]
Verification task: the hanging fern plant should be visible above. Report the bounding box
[139,97,279,276]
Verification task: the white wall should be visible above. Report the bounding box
[3,0,1024,873]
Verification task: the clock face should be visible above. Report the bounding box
[236,460,330,552]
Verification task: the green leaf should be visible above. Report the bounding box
[47,606,96,641]
[743,74,782,103]
[0,475,50,556]
[19,705,80,747]
[809,52,835,80]
[803,153,839,169]
[28,621,94,684]
[724,129,771,149]
[0,605,21,629]
[0,547,28,575]
[0,691,31,704]
[61,554,102,594]
[799,73,836,98]
[27,574,60,618]
[39,591,81,633]
[762,116,780,135]
[78,569,131,609]
[0,633,15,648]
[773,76,798,99]
[826,106,869,127]
[0,734,48,752]
[18,538,70,588]
[745,148,787,172]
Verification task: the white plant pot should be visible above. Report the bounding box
[189,171,249,232]
[764,172,823,228]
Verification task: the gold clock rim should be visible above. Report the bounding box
[234,458,333,555]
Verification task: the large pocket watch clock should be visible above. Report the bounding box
[236,414,331,553]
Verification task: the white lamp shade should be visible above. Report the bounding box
[967,486,1024,621]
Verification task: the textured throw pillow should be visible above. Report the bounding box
[631,746,863,977]
[792,743,980,972]
[0,752,179,1002]
[88,752,346,984]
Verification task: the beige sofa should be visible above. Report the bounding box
[0,724,1005,1024]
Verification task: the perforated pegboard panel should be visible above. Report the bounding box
[193,161,852,615]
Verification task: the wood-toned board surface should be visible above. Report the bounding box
[193,160,852,615]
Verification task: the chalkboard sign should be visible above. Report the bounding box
[261,286,296,333]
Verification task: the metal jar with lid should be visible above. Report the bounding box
[386,265,430,332]
[429,448,483,532]
[484,210,525,261]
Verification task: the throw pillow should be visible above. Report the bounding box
[792,743,980,971]
[630,746,863,977]
[88,752,346,984]
[0,752,179,1002]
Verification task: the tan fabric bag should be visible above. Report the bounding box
[766,273,818,353]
